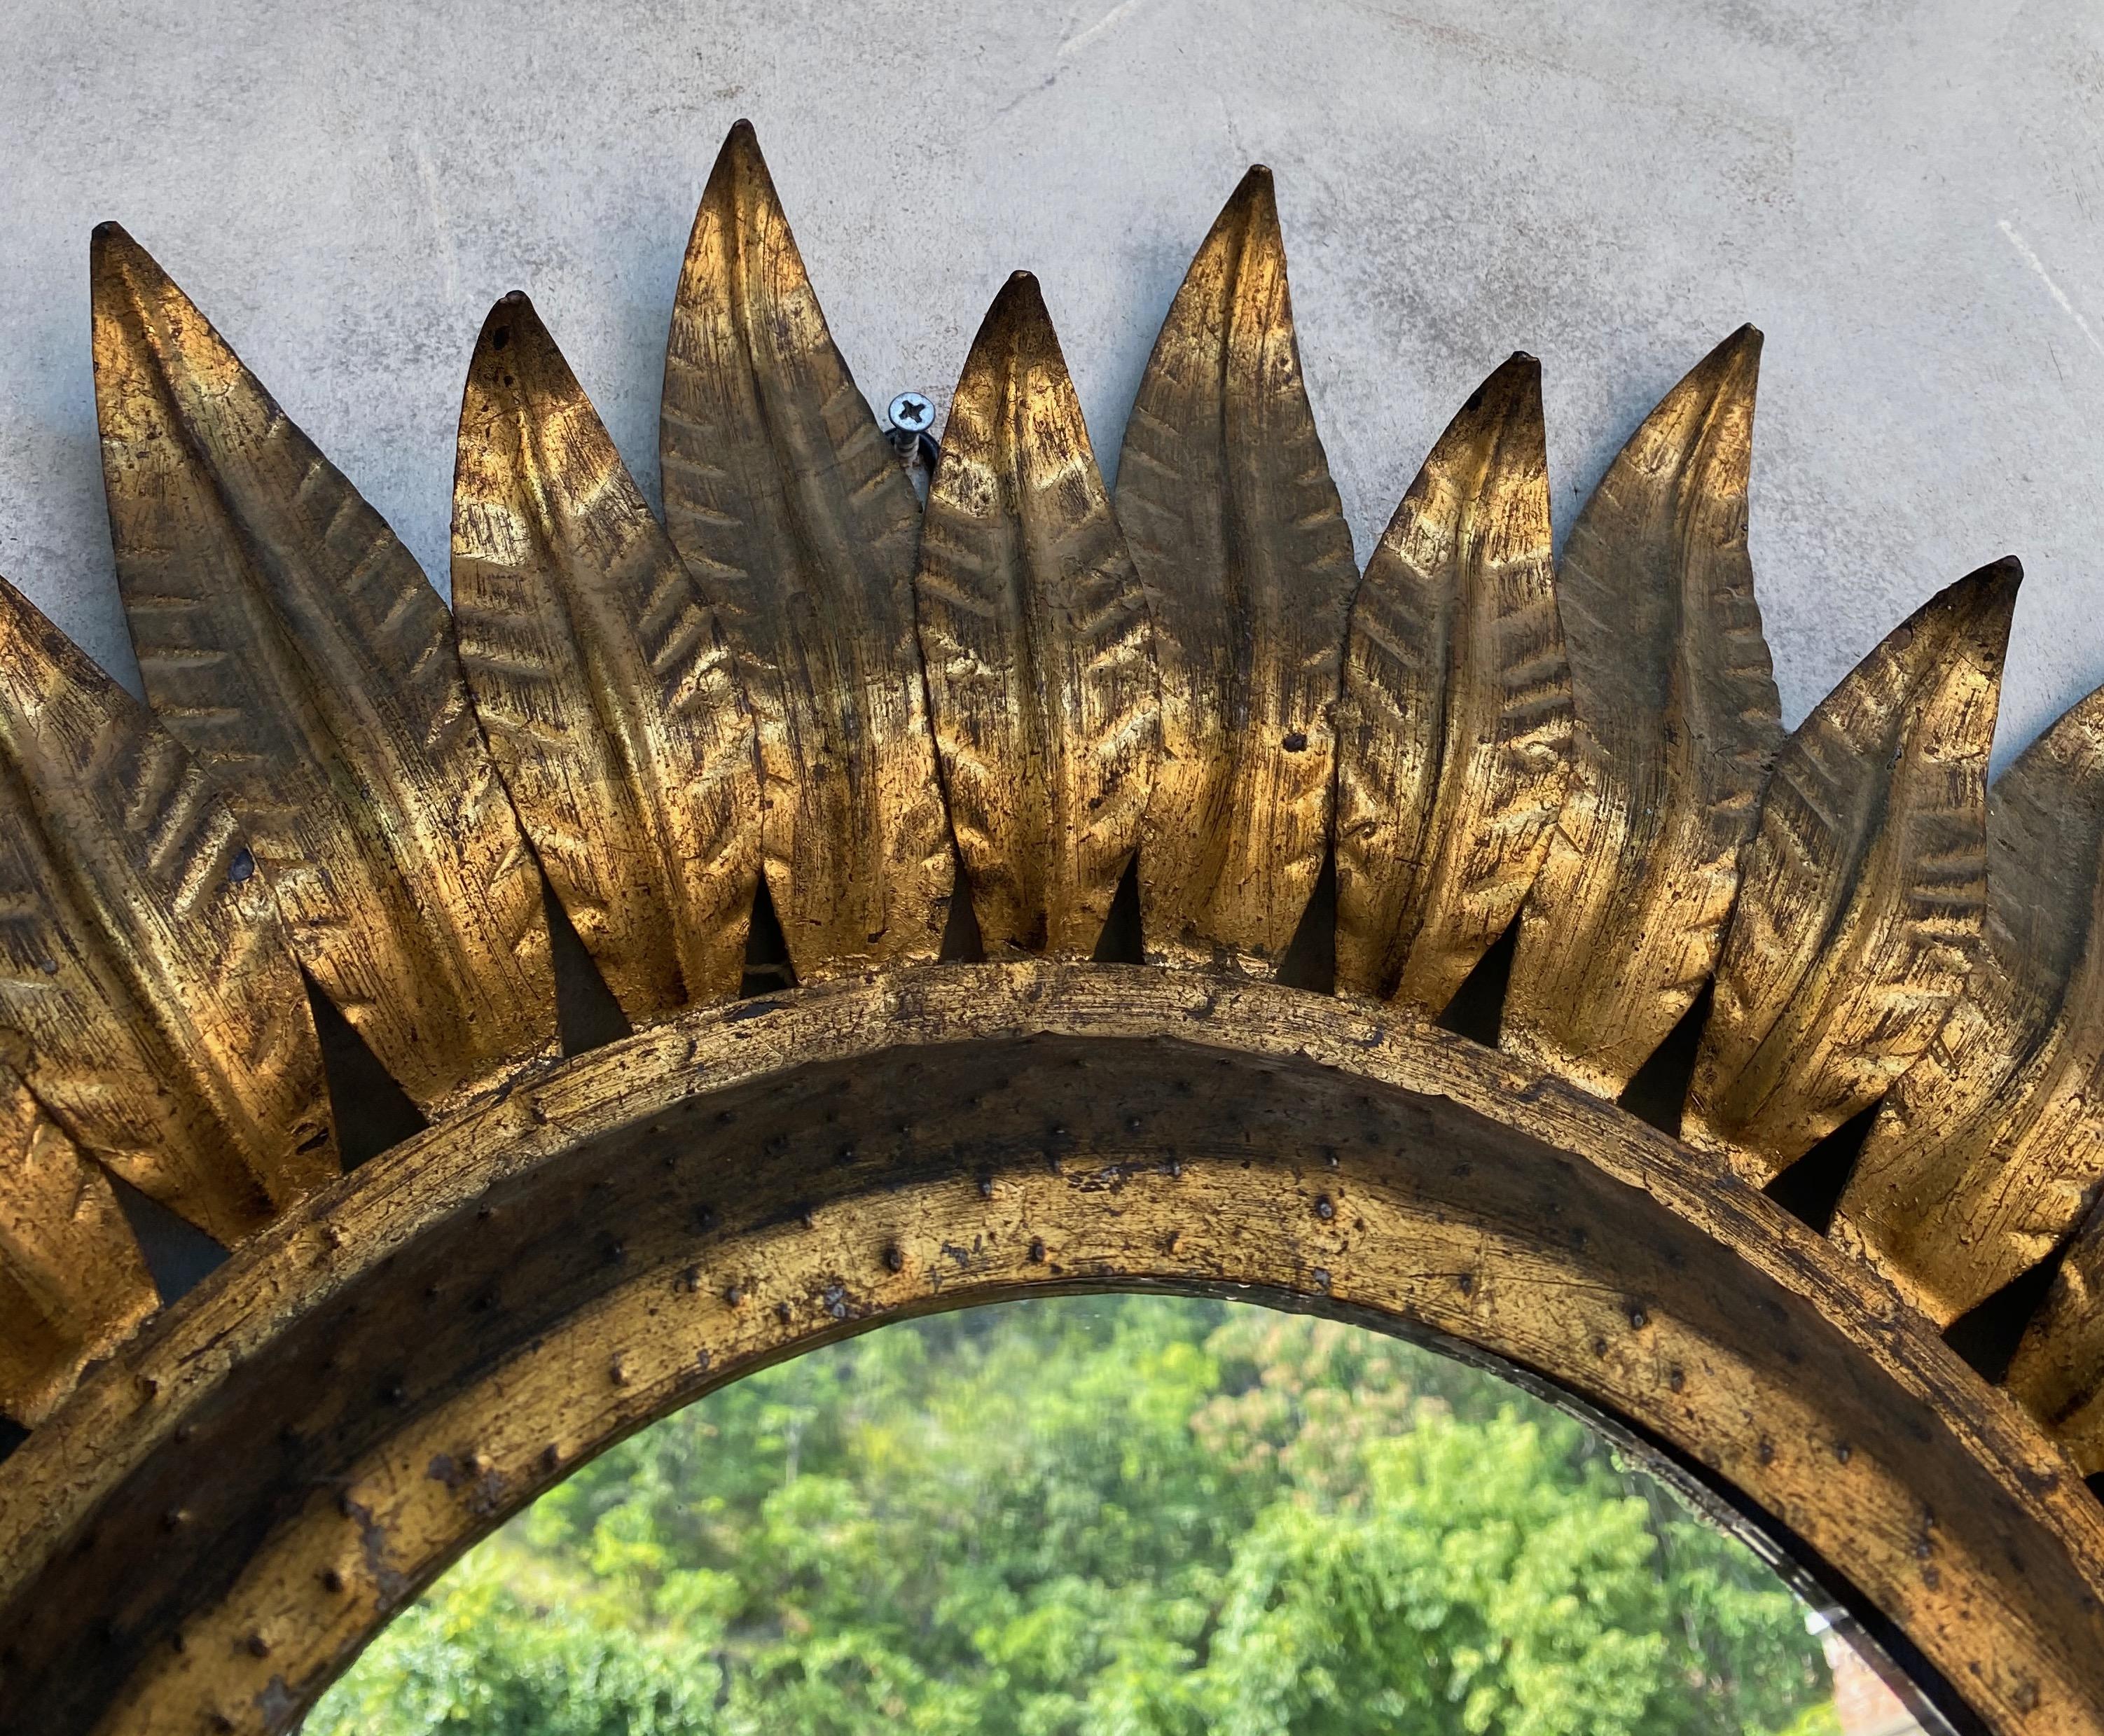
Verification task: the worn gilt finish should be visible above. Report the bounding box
[2012,1230,2104,1472]
[1836,681,2104,1326]
[1687,561,2017,1182]
[0,575,334,1244]
[453,293,761,1022]
[1114,167,1360,973]
[0,1065,155,1427]
[915,272,1157,957]
[1334,352,1572,1011]
[6,116,2104,1734]
[1504,327,1783,1097]
[1,973,2100,1736]
[660,120,949,980]
[92,225,556,1114]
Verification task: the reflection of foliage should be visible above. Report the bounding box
[310,1298,1831,1735]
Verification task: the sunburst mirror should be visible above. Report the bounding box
[1,116,2102,1735]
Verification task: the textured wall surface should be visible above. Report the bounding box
[2,0,2101,762]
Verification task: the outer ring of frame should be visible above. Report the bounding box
[0,962,2098,1735]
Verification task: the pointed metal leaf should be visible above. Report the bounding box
[92,224,555,1113]
[660,120,949,980]
[1334,354,1572,1011]
[0,575,335,1244]
[1501,328,1783,1097]
[915,273,1158,957]
[1112,166,1360,972]
[1837,679,2104,1324]
[0,1062,157,1426]
[1686,560,2017,1181]
[454,294,761,1021]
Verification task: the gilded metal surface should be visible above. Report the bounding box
[2011,1238,2104,1471]
[1687,560,2016,1181]
[92,225,557,1114]
[0,573,333,1250]
[0,1063,155,1427]
[1334,353,1572,1011]
[1836,681,2104,1325]
[453,293,761,1022]
[1503,328,1783,1096]
[660,120,950,980]
[1112,167,1359,973]
[1,971,2098,1736]
[915,272,1157,956]
[2,137,2103,1736]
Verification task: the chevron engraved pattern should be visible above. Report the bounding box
[1687,561,2018,1183]
[1837,681,2104,1327]
[1503,328,1784,1097]
[8,116,2104,1505]
[916,272,1158,958]
[661,120,950,981]
[1334,352,1571,1013]
[1115,167,1361,973]
[0,576,335,1241]
[454,293,761,1022]
[93,224,556,1116]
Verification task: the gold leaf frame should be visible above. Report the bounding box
[1,120,2101,1732]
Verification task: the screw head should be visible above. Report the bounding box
[887,391,934,432]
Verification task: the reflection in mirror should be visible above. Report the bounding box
[310,1297,1927,1735]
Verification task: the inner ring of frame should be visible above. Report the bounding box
[1,971,2097,1736]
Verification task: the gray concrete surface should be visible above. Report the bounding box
[3,1,2101,763]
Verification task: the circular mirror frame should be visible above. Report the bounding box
[1,962,2099,1735]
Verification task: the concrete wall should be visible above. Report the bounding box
[4,0,2102,763]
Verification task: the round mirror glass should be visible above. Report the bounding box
[310,1296,1934,1735]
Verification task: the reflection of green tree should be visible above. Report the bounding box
[309,1298,1835,1736]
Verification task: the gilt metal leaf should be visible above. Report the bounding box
[1112,167,1359,973]
[1334,353,1572,1012]
[660,120,950,980]
[1502,327,1783,1097]
[0,574,334,1243]
[0,1062,155,1426]
[21,148,2104,1549]
[453,293,761,1022]
[92,225,555,1114]
[915,273,1158,957]
[1685,559,2017,1181]
[1836,679,2104,1324]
